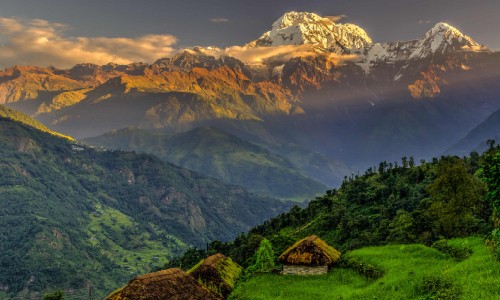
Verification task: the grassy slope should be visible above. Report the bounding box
[230,237,500,299]
[0,104,73,140]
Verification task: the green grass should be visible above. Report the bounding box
[230,237,500,299]
[86,205,186,276]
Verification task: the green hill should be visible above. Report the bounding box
[163,149,500,299]
[0,104,72,140]
[169,151,497,269]
[83,126,327,199]
[0,117,293,299]
[230,237,500,299]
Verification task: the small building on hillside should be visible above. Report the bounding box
[105,268,219,300]
[278,235,341,275]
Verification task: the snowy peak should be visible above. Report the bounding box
[409,22,481,59]
[247,11,372,53]
[271,11,325,29]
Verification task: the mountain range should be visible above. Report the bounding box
[2,12,500,175]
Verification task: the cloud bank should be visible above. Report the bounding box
[0,17,178,68]
[0,17,359,69]
[196,44,358,65]
[325,15,347,23]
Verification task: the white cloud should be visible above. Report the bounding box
[0,17,178,68]
[194,44,358,65]
[210,18,230,23]
[461,45,489,52]
[325,15,347,23]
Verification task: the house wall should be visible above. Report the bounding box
[281,265,328,275]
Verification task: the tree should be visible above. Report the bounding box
[42,290,64,300]
[246,239,276,274]
[388,210,416,243]
[481,144,500,260]
[425,158,487,238]
[481,148,500,227]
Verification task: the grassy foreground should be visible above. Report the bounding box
[229,237,500,299]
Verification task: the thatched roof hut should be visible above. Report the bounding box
[188,253,242,299]
[278,235,341,275]
[105,268,219,300]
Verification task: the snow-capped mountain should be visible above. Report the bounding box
[247,11,372,54]
[409,22,481,59]
[246,12,487,76]
[358,22,485,74]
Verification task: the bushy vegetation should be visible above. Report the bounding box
[337,256,383,280]
[420,275,461,300]
[481,141,500,260]
[431,240,472,261]
[246,239,276,275]
[42,290,65,300]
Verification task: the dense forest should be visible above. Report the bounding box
[168,145,500,269]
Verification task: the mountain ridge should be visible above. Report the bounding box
[2,11,499,170]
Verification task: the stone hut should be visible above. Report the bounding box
[278,235,341,275]
[105,268,219,300]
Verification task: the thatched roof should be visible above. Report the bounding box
[105,268,220,300]
[278,235,341,266]
[188,253,242,299]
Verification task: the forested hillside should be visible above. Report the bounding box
[84,126,327,199]
[169,149,500,269]
[0,117,292,299]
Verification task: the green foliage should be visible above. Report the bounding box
[246,239,276,274]
[480,143,500,261]
[42,290,65,300]
[481,143,500,226]
[420,276,461,300]
[431,240,472,261]
[338,256,383,280]
[165,248,206,271]
[425,157,487,238]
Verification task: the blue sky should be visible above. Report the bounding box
[0,0,499,67]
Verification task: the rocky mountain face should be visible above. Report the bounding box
[2,11,500,171]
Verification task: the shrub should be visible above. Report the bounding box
[420,275,461,300]
[42,290,65,300]
[338,256,383,280]
[246,239,276,275]
[486,229,500,261]
[431,240,472,261]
